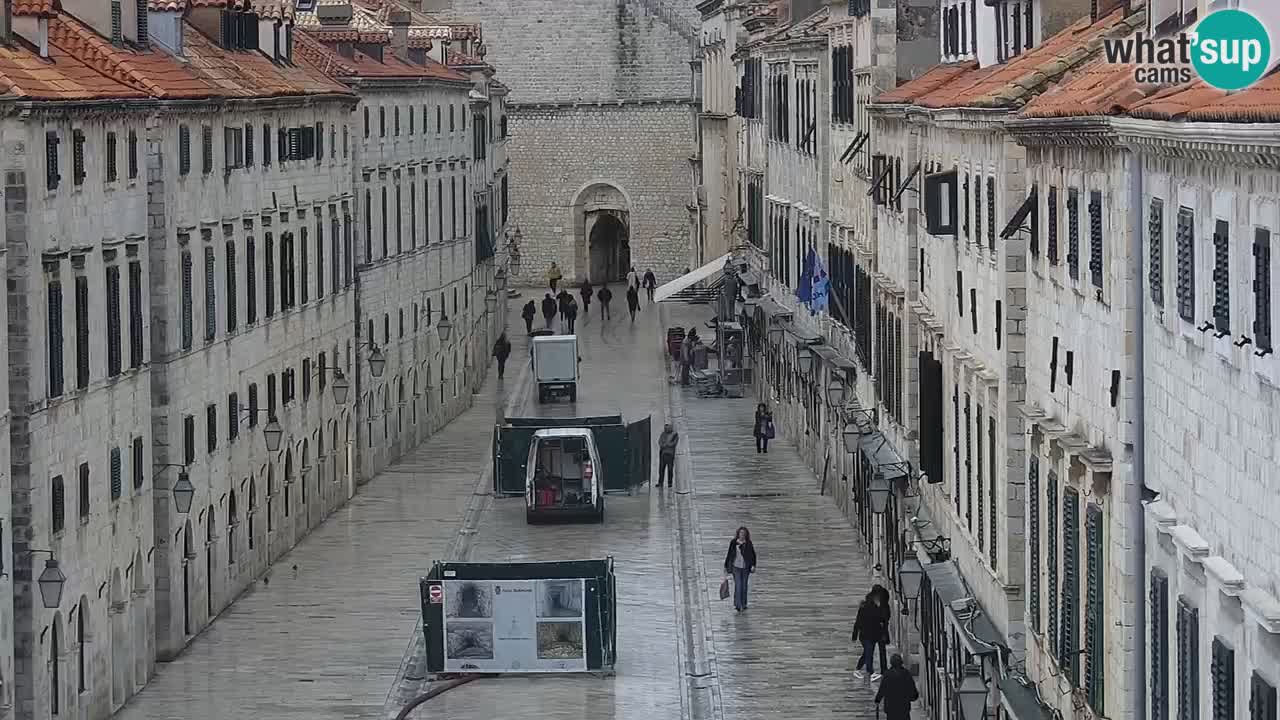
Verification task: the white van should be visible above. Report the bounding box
[525,428,604,523]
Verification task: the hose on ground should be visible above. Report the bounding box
[394,675,481,720]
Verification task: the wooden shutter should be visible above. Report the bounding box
[1047,470,1059,655]
[316,217,325,298]
[201,125,212,174]
[181,250,193,348]
[48,280,64,397]
[986,176,996,251]
[72,129,85,186]
[1067,188,1080,280]
[1176,207,1196,322]
[244,124,254,166]
[976,403,985,551]
[1089,190,1104,289]
[206,404,217,453]
[1149,199,1165,306]
[225,241,237,330]
[1213,220,1231,333]
[136,0,148,44]
[300,228,309,304]
[263,123,272,166]
[264,233,275,315]
[204,245,216,341]
[52,476,65,532]
[964,393,972,529]
[46,131,61,190]
[1085,504,1105,712]
[106,265,122,376]
[183,414,195,465]
[1255,228,1273,352]
[110,447,122,500]
[75,275,89,389]
[228,392,239,441]
[1251,674,1277,720]
[78,463,89,518]
[132,437,144,489]
[248,383,259,428]
[1060,488,1080,682]
[106,131,117,182]
[1211,639,1235,720]
[246,237,257,323]
[1151,571,1169,720]
[1028,455,1041,632]
[988,417,997,568]
[127,130,138,180]
[179,125,191,175]
[1176,599,1199,720]
[953,384,961,514]
[128,261,143,368]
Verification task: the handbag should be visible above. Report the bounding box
[719,576,731,600]
[765,421,776,439]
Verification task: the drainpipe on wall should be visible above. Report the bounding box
[1126,148,1148,720]
[352,267,365,494]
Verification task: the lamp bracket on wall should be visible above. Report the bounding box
[842,407,878,435]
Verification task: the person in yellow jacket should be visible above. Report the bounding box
[546,262,562,292]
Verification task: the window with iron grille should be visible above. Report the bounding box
[178,125,191,176]
[1060,488,1080,683]
[127,130,138,179]
[1067,188,1080,280]
[300,227,309,304]
[1211,638,1234,720]
[201,125,212,175]
[1213,220,1230,333]
[316,217,325,299]
[1028,455,1041,632]
[110,447,122,501]
[1176,207,1196,322]
[1085,504,1104,712]
[246,236,257,323]
[106,265,122,376]
[264,232,275,316]
[72,129,86,186]
[51,476,65,533]
[47,279,65,398]
[228,392,239,442]
[1047,186,1059,264]
[1251,674,1277,720]
[183,414,195,464]
[75,275,89,389]
[988,417,997,568]
[1047,470,1059,655]
[986,176,996,251]
[1255,229,1273,352]
[46,131,61,190]
[106,131,118,182]
[247,383,259,428]
[132,436,144,490]
[1176,599,1199,720]
[206,404,217,453]
[1089,191,1104,289]
[78,463,90,519]
[122,260,142,369]
[1151,570,1170,720]
[1149,199,1165,306]
[204,245,216,341]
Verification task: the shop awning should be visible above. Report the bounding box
[999,677,1055,720]
[923,560,1005,657]
[785,326,821,345]
[811,345,841,363]
[654,254,729,302]
[755,295,793,320]
[859,432,909,480]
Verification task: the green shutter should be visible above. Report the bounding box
[1060,488,1080,683]
[1176,599,1199,720]
[1251,673,1277,720]
[1046,470,1059,654]
[1085,504,1104,712]
[1151,571,1169,720]
[110,447,122,500]
[1211,639,1234,720]
[1028,456,1040,633]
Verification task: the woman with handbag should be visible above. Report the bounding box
[723,526,757,612]
[753,404,775,453]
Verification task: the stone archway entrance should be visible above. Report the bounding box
[588,213,629,283]
[573,183,631,283]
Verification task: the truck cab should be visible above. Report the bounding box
[526,429,603,523]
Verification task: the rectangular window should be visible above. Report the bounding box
[127,130,138,180]
[379,107,386,137]
[410,181,417,249]
[280,232,293,310]
[1085,504,1105,713]
[316,217,325,299]
[47,279,65,397]
[1176,207,1196,322]
[180,249,193,349]
[110,447,122,501]
[1067,188,1080,280]
[1151,570,1170,720]
[106,265,122,377]
[1149,198,1165,306]
[1176,600,1199,720]
[228,392,239,441]
[395,182,403,253]
[78,463,90,519]
[263,123,272,166]
[201,125,213,175]
[302,357,312,401]
[451,177,457,239]
[72,129,85,186]
[75,275,89,390]
[1213,219,1230,333]
[436,180,444,241]
[246,236,257,323]
[1255,228,1273,352]
[264,232,275,316]
[1251,674,1277,720]
[46,131,61,190]
[106,131,118,182]
[204,245,216,341]
[267,374,277,418]
[1089,190,1104,289]
[223,126,243,170]
[331,215,341,292]
[51,476,65,533]
[1047,186,1059,265]
[128,261,143,368]
[1046,470,1059,656]
[206,403,217,453]
[132,436,144,489]
[300,227,309,304]
[381,187,389,257]
[225,241,237,331]
[1060,488,1080,684]
[1211,638,1234,720]
[183,414,195,465]
[1028,455,1041,633]
[394,106,400,135]
[247,383,259,428]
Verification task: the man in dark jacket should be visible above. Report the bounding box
[557,289,573,322]
[657,423,678,487]
[492,334,512,379]
[626,285,640,321]
[597,284,613,320]
[874,654,919,720]
[852,589,891,680]
[540,294,557,329]
[564,297,579,333]
[521,300,537,334]
[642,269,657,304]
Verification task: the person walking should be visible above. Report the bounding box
[875,654,920,720]
[657,422,679,487]
[492,333,512,379]
[546,262,562,292]
[627,266,640,291]
[626,285,640,322]
[643,269,657,304]
[564,296,579,333]
[753,403,775,453]
[579,278,593,320]
[597,284,613,320]
[557,289,572,323]
[723,527,757,612]
[873,584,891,671]
[540,293,557,329]
[851,587,891,681]
[521,300,537,334]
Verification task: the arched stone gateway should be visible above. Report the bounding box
[573,183,631,283]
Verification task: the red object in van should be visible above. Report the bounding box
[583,463,593,480]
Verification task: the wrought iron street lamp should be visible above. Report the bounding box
[495,267,508,291]
[438,314,454,342]
[768,323,785,344]
[368,346,387,378]
[171,472,195,514]
[485,290,498,314]
[826,377,847,406]
[331,371,351,404]
[263,418,284,453]
[28,551,66,609]
[797,347,815,376]
[956,664,990,720]
[868,471,892,514]
[842,423,861,453]
[898,556,924,601]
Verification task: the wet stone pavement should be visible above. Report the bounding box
[111,297,899,720]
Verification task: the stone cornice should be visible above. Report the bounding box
[1006,115,1280,165]
[507,97,697,111]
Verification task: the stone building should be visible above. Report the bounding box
[695,0,746,264]
[0,0,508,717]
[426,0,699,288]
[1012,37,1280,720]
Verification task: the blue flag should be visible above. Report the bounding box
[795,248,815,306]
[810,252,829,315]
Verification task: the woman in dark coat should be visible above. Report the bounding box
[540,294,558,328]
[580,279,593,317]
[492,333,512,379]
[752,403,774,454]
[851,587,890,680]
[521,300,537,334]
[875,654,919,720]
[626,285,640,321]
[723,526,757,612]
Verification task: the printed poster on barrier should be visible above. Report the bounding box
[442,578,587,672]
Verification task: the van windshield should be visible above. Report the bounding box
[531,437,593,508]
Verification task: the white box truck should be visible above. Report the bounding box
[532,333,579,403]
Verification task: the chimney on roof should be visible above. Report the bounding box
[1,0,11,46]
[389,9,410,62]
[317,2,354,26]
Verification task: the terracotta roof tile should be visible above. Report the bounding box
[180,25,350,97]
[12,0,57,18]
[875,8,1143,111]
[1018,58,1151,118]
[446,49,487,68]
[295,31,465,81]
[0,41,146,100]
[147,0,186,10]
[875,62,977,105]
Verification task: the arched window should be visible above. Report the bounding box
[228,490,238,560]
[77,598,88,693]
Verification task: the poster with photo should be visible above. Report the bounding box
[442,579,587,672]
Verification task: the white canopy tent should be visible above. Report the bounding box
[653,254,730,302]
